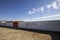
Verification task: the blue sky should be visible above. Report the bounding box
[0,0,60,21]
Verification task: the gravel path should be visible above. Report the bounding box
[0,27,51,40]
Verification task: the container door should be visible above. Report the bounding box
[13,22,18,28]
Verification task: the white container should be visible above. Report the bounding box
[5,22,13,27]
[18,21,26,28]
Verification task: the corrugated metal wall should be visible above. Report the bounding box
[5,22,13,27]
[0,20,60,32]
[18,22,26,28]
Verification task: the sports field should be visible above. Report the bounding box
[0,27,51,40]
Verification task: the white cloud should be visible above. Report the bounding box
[28,11,32,15]
[32,7,44,13]
[39,7,44,12]
[46,1,60,9]
[58,3,60,6]
[55,0,60,2]
[24,14,60,21]
[28,7,45,15]
[43,14,60,18]
[28,8,40,15]
[46,5,52,9]
[28,11,35,15]
[36,14,60,21]
[28,1,60,15]
[32,8,39,12]
[52,2,59,9]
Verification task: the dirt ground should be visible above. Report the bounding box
[0,27,51,40]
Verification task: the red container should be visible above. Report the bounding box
[13,21,18,28]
